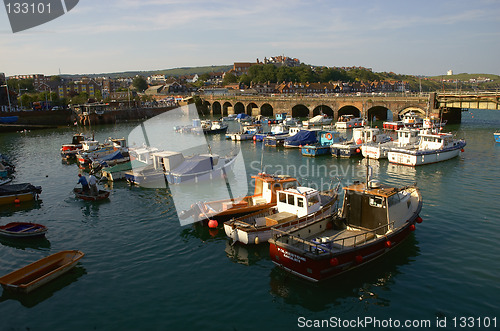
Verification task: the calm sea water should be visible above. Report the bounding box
[0,110,499,330]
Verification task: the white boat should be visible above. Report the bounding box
[401,111,423,128]
[361,127,420,159]
[331,127,391,157]
[224,184,339,245]
[302,115,332,128]
[388,130,466,166]
[335,115,365,129]
[230,125,262,141]
[222,114,238,121]
[76,138,128,167]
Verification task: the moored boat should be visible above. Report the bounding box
[179,173,299,224]
[0,222,47,238]
[331,127,391,158]
[0,183,42,205]
[224,182,339,245]
[494,132,500,143]
[0,250,84,293]
[269,172,423,282]
[335,115,365,129]
[302,115,332,128]
[60,133,88,159]
[388,129,466,166]
[301,130,344,156]
[284,129,319,148]
[361,127,419,159]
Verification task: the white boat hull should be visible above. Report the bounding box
[388,147,462,166]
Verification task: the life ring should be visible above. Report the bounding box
[325,132,333,140]
[373,135,377,143]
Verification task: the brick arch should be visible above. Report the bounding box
[312,105,334,117]
[246,102,259,116]
[222,101,233,116]
[261,103,274,117]
[211,101,222,115]
[338,105,361,118]
[399,106,427,118]
[292,104,310,118]
[234,102,245,114]
[367,105,390,121]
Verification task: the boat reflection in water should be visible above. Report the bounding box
[224,241,270,266]
[268,235,420,311]
[0,235,51,251]
[0,266,86,308]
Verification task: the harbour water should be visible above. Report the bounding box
[0,110,499,330]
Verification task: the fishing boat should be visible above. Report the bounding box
[0,250,84,293]
[284,129,319,148]
[331,127,391,158]
[269,168,423,282]
[73,188,110,201]
[301,130,344,156]
[201,120,228,134]
[302,115,333,128]
[76,138,128,167]
[0,222,47,238]
[165,152,237,185]
[494,132,500,143]
[388,129,466,166]
[0,183,42,205]
[179,173,299,224]
[224,182,339,245]
[254,123,289,142]
[60,133,88,159]
[230,125,262,141]
[335,115,365,129]
[361,127,420,159]
[91,150,130,169]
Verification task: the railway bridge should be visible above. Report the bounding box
[199,92,500,123]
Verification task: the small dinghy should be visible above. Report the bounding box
[0,222,47,238]
[73,188,110,201]
[0,250,84,293]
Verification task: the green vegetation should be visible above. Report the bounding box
[74,65,233,79]
[132,76,148,92]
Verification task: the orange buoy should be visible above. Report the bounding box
[356,148,361,153]
[14,198,20,204]
[253,136,256,141]
[209,228,218,237]
[410,224,416,231]
[208,219,218,228]
[325,132,333,140]
[416,216,423,223]
[461,149,464,152]
[355,255,363,263]
[385,240,392,248]
[330,258,339,266]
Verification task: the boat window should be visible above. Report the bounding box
[273,183,282,192]
[287,194,295,205]
[297,197,304,208]
[369,196,384,208]
[279,192,286,203]
[283,181,297,190]
[308,194,319,207]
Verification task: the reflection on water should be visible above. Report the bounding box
[179,222,227,243]
[268,235,420,312]
[0,265,86,308]
[225,241,270,266]
[0,235,51,251]
[0,200,43,217]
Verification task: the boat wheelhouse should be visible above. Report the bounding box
[269,175,422,282]
[361,127,420,159]
[224,183,338,245]
[331,127,391,158]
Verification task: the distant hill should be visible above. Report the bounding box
[63,65,232,79]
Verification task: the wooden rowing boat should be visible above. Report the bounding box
[0,222,47,238]
[73,188,110,201]
[0,250,84,293]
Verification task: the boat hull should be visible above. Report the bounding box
[331,144,362,158]
[73,188,110,201]
[301,146,331,157]
[494,133,500,143]
[388,143,465,166]
[0,222,47,238]
[270,221,415,282]
[0,183,42,205]
[0,250,84,293]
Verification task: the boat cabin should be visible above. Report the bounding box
[130,146,160,165]
[276,187,321,218]
[395,128,420,147]
[82,140,99,152]
[252,173,298,204]
[352,127,382,144]
[401,112,423,125]
[152,151,185,172]
[318,130,343,146]
[71,134,86,145]
[110,138,127,150]
[418,132,455,150]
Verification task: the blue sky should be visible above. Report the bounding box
[1,0,499,76]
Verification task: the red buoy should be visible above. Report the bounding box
[356,148,361,153]
[355,255,363,263]
[253,136,256,141]
[14,198,20,204]
[385,240,392,248]
[410,224,416,231]
[329,258,339,266]
[461,149,464,152]
[416,216,423,223]
[208,219,218,228]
